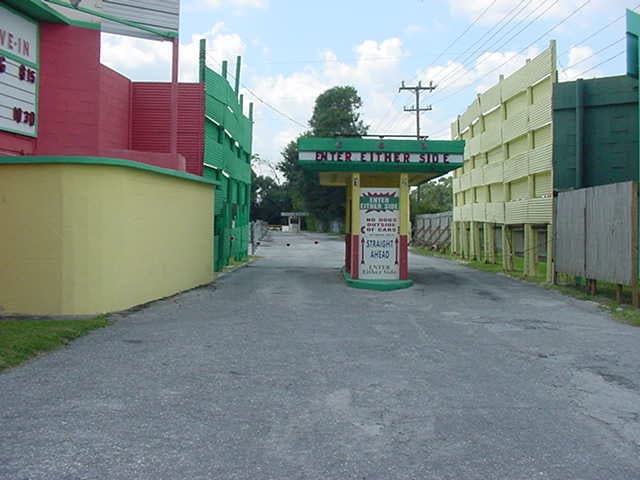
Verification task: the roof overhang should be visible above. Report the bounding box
[4,0,72,24]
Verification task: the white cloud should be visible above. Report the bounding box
[559,45,602,80]
[100,22,246,82]
[248,38,409,163]
[417,60,474,92]
[473,47,538,92]
[100,34,170,70]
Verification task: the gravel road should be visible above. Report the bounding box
[1,231,639,479]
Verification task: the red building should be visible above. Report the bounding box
[1,1,204,175]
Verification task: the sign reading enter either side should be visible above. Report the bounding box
[359,188,400,280]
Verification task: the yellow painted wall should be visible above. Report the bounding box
[0,163,214,315]
[451,42,556,226]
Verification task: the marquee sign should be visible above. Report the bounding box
[359,188,400,280]
[298,137,465,173]
[0,4,38,137]
[299,151,461,164]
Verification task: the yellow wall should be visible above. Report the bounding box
[452,42,556,226]
[0,163,214,315]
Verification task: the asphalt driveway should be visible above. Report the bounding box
[1,231,639,479]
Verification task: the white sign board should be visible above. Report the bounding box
[359,188,400,280]
[299,150,463,165]
[0,4,38,137]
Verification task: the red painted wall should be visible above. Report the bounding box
[99,65,131,150]
[0,132,35,156]
[132,82,204,175]
[36,24,101,156]
[0,23,203,175]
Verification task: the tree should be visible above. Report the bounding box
[410,176,453,221]
[278,86,368,229]
[308,86,368,137]
[251,168,293,224]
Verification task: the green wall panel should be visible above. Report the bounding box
[553,75,638,190]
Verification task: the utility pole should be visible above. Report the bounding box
[399,80,436,139]
[399,80,436,204]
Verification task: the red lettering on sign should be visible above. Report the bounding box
[0,56,5,74]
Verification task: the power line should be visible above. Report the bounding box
[205,53,308,129]
[431,0,562,102]
[431,0,591,107]
[430,0,531,86]
[428,3,638,140]
[383,1,529,134]
[372,0,498,133]
[383,0,557,134]
[436,0,554,87]
[575,49,625,77]
[429,0,499,68]
[562,37,624,71]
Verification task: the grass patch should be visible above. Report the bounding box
[0,316,109,372]
[411,246,640,326]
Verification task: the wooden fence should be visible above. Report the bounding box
[413,211,452,248]
[554,181,638,303]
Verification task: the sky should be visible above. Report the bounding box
[100,0,640,180]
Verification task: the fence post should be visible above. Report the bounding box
[633,182,639,307]
[546,223,554,283]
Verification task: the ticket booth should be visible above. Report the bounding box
[281,212,309,233]
[298,137,464,290]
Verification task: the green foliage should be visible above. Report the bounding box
[308,86,368,137]
[277,86,368,228]
[410,176,453,220]
[251,168,293,224]
[0,317,109,371]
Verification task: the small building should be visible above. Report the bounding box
[0,1,252,315]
